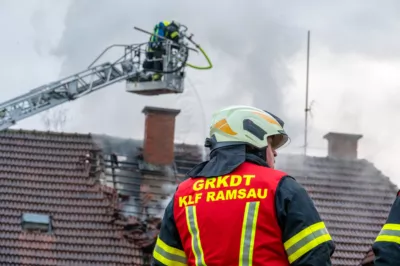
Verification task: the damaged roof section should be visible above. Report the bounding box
[91,106,203,226]
[93,133,203,221]
[0,129,147,265]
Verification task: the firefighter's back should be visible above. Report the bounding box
[173,161,291,266]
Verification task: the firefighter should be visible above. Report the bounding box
[372,190,400,265]
[142,20,181,81]
[152,105,335,266]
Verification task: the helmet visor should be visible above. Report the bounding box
[270,133,290,150]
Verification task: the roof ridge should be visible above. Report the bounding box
[359,158,399,192]
[2,128,92,138]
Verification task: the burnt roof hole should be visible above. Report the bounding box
[21,213,52,234]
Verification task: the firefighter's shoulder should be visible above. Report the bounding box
[153,195,188,266]
[274,175,335,265]
[385,190,400,223]
[372,190,400,266]
[176,177,196,191]
[274,174,322,227]
[276,175,307,199]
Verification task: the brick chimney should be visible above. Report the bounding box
[142,106,180,165]
[323,132,363,160]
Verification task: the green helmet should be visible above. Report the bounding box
[207,105,289,150]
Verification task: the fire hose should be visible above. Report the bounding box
[184,34,213,70]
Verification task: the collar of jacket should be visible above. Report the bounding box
[185,145,269,178]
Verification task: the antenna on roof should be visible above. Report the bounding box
[304,30,311,156]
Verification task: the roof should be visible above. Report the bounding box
[276,154,398,266]
[1,129,395,265]
[0,129,147,265]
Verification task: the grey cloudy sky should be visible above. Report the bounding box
[3,0,400,184]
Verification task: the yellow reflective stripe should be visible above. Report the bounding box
[375,223,400,244]
[155,237,187,258]
[376,235,400,244]
[170,31,179,38]
[153,237,188,266]
[239,201,260,266]
[382,223,400,231]
[284,221,332,263]
[186,206,207,266]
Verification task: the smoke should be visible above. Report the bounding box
[157,183,178,218]
[52,0,400,146]
[5,0,400,184]
[51,0,306,145]
[154,166,179,218]
[92,134,142,159]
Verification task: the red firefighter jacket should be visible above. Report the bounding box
[153,163,334,265]
[174,161,291,265]
[152,147,335,266]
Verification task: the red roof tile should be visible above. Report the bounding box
[0,130,145,265]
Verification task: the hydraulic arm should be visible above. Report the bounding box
[0,46,138,131]
[0,24,212,131]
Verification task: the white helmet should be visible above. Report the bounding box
[207,105,289,150]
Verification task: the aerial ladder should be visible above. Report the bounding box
[0,24,212,131]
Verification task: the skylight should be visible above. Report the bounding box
[21,213,52,233]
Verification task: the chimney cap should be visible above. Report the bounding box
[142,106,181,116]
[323,132,363,141]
